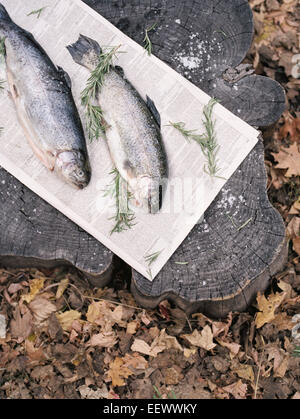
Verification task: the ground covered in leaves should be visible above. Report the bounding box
[0,0,300,400]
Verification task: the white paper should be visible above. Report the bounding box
[0,0,259,280]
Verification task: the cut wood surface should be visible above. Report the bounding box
[0,0,287,316]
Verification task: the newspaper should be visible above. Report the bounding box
[0,0,259,280]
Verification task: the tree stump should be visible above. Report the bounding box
[0,0,287,317]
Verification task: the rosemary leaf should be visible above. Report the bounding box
[105,169,136,235]
[144,249,163,266]
[143,23,157,56]
[27,7,48,19]
[168,98,224,178]
[81,45,121,142]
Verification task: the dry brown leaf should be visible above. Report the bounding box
[131,333,166,357]
[78,384,110,399]
[223,380,248,399]
[107,357,134,387]
[157,328,183,352]
[289,198,300,214]
[181,325,216,351]
[272,143,300,177]
[126,320,139,335]
[55,278,69,299]
[56,310,81,331]
[255,291,286,328]
[86,301,107,324]
[274,356,289,378]
[123,353,148,370]
[272,312,294,330]
[286,216,300,238]
[10,306,33,342]
[217,339,241,357]
[25,339,47,362]
[89,331,118,348]
[21,278,45,304]
[233,364,255,382]
[28,296,57,324]
[293,237,300,256]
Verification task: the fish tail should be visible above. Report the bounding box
[67,34,101,71]
[0,4,11,22]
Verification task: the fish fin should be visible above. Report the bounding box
[0,4,12,22]
[123,160,136,179]
[66,34,102,71]
[114,66,124,78]
[57,66,72,89]
[146,95,161,128]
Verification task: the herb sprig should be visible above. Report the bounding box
[169,98,224,178]
[81,45,121,142]
[27,6,48,19]
[143,23,157,56]
[144,249,163,279]
[104,169,136,235]
[201,98,223,177]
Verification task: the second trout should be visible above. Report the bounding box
[67,35,168,214]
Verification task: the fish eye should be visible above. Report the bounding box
[77,169,85,178]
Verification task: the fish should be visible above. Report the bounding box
[67,34,168,213]
[0,4,91,189]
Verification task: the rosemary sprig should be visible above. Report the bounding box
[201,98,222,177]
[143,23,157,56]
[144,249,163,266]
[81,45,121,141]
[167,121,206,146]
[0,80,5,91]
[104,169,136,235]
[227,215,253,232]
[144,249,163,279]
[27,7,48,19]
[168,98,224,178]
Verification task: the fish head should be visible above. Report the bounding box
[134,176,163,214]
[56,150,91,189]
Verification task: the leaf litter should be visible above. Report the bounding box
[0,0,300,399]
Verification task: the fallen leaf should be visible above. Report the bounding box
[10,306,33,342]
[163,366,184,385]
[255,291,286,328]
[131,337,165,357]
[123,353,148,370]
[55,278,69,299]
[233,364,255,382]
[289,198,300,214]
[217,340,241,357]
[223,380,248,399]
[272,312,295,330]
[107,357,134,387]
[293,237,300,256]
[157,328,183,352]
[78,384,110,399]
[29,296,57,324]
[286,216,300,239]
[56,310,81,331]
[25,339,47,362]
[181,325,216,351]
[21,278,45,304]
[126,320,139,335]
[272,143,300,177]
[89,331,118,348]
